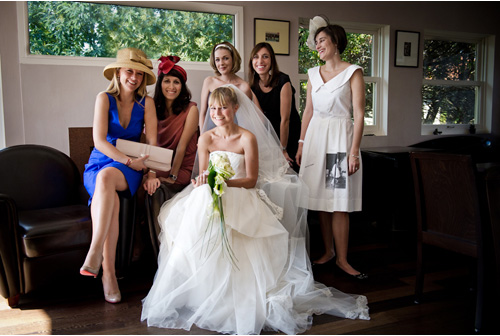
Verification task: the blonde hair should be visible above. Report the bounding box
[105,68,149,103]
[209,41,241,76]
[209,86,239,108]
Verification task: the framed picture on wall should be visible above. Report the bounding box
[254,18,290,55]
[395,30,420,67]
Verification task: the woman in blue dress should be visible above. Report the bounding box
[80,48,157,304]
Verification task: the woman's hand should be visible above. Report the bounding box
[128,155,149,171]
[191,170,208,188]
[283,151,294,166]
[348,154,360,176]
[143,175,161,196]
[295,144,303,167]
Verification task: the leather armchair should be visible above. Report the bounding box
[0,144,137,307]
[0,144,92,307]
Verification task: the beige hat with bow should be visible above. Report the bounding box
[103,48,156,85]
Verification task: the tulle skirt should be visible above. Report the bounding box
[141,183,369,335]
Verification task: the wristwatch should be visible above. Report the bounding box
[169,174,177,181]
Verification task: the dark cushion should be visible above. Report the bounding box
[18,205,91,258]
[0,145,81,211]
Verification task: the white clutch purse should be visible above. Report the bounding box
[116,139,173,172]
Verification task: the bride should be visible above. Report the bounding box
[141,85,369,335]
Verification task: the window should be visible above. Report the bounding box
[298,18,389,136]
[422,31,494,134]
[18,2,243,69]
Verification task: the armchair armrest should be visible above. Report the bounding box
[0,194,23,304]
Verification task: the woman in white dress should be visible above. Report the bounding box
[296,16,367,279]
[141,85,369,335]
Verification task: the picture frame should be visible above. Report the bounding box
[395,30,420,67]
[254,18,290,55]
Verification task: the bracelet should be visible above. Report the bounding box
[149,170,156,174]
[169,174,177,181]
[125,158,132,166]
[351,154,360,159]
[298,139,305,144]
[281,146,287,151]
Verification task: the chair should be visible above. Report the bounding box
[68,127,137,278]
[410,152,485,332]
[0,144,92,307]
[145,184,179,259]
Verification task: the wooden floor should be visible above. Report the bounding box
[1,217,498,335]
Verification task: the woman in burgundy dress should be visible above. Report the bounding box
[143,55,199,196]
[142,56,199,255]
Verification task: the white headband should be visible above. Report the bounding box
[215,44,232,52]
[306,16,328,50]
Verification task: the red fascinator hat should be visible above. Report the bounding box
[158,55,187,82]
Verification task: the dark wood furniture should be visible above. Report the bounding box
[410,152,486,332]
[360,146,434,236]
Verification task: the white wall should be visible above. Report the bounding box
[1,1,500,155]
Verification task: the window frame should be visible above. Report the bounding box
[298,18,390,136]
[421,30,494,135]
[16,1,244,71]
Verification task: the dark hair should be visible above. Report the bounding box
[248,42,281,90]
[153,69,192,120]
[315,24,348,54]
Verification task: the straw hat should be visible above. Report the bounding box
[103,48,156,85]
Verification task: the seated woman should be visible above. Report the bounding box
[142,56,199,255]
[141,85,369,335]
[81,47,157,304]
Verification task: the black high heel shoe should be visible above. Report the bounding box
[334,262,368,280]
[347,272,368,280]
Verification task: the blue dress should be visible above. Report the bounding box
[83,93,146,205]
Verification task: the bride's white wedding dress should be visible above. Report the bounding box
[141,150,369,335]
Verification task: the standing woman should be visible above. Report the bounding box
[249,42,302,172]
[296,17,367,279]
[81,48,157,303]
[143,55,199,196]
[199,41,253,129]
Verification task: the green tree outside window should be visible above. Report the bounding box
[28,1,234,62]
[422,39,477,125]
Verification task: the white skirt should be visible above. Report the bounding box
[141,183,369,335]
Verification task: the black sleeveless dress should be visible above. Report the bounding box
[252,72,301,172]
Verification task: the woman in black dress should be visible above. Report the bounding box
[249,42,301,172]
